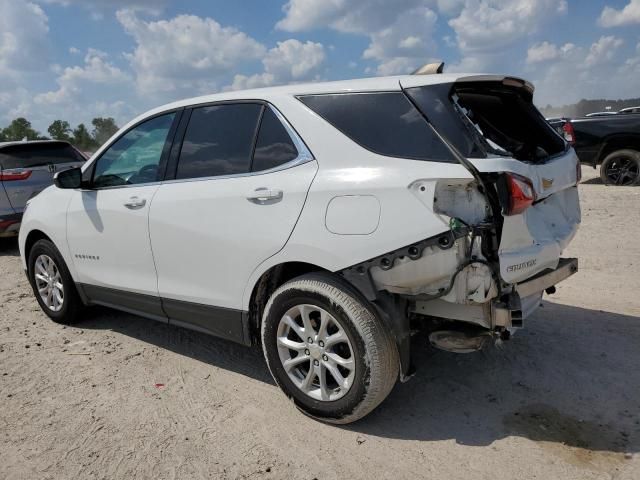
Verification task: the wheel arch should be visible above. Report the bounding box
[245,261,331,345]
[24,229,54,263]
[596,134,640,164]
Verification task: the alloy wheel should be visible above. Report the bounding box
[34,254,64,312]
[276,304,355,401]
[604,156,639,185]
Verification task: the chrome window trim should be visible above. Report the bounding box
[82,102,314,191]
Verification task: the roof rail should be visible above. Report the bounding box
[412,62,444,75]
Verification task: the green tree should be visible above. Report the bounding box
[1,118,41,141]
[73,123,97,151]
[91,117,119,147]
[47,120,73,142]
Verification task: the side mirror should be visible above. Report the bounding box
[53,167,82,189]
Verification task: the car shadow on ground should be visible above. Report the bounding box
[80,306,274,385]
[80,299,640,456]
[0,237,19,257]
[347,301,640,457]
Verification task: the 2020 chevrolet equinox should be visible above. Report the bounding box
[19,70,581,423]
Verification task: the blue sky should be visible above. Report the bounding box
[1,0,639,132]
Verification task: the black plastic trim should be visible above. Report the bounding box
[78,283,251,345]
[162,297,249,345]
[81,283,167,322]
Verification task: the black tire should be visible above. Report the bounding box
[261,272,399,424]
[28,239,84,324]
[599,149,640,186]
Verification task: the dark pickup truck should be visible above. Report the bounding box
[549,114,640,185]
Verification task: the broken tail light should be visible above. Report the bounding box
[0,169,32,181]
[504,173,536,216]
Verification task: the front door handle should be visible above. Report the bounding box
[123,196,147,209]
[246,188,283,204]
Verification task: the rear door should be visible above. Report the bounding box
[0,142,86,213]
[403,77,581,285]
[149,102,316,336]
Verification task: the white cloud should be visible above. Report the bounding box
[448,0,568,72]
[35,49,131,105]
[526,36,636,107]
[526,41,574,64]
[117,9,266,98]
[277,0,439,75]
[598,0,640,27]
[584,35,624,67]
[229,39,326,90]
[0,0,50,75]
[450,0,567,53]
[363,6,439,75]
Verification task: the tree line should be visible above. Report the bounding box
[0,117,119,152]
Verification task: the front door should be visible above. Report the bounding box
[66,111,178,314]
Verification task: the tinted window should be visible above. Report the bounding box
[252,108,298,172]
[93,112,175,188]
[0,143,85,170]
[298,92,453,162]
[176,103,262,179]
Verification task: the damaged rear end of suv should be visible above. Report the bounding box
[385,74,581,356]
[283,72,581,393]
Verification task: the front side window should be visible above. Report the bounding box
[92,113,175,188]
[176,103,262,179]
[298,92,454,162]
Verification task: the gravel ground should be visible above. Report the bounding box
[1,166,639,479]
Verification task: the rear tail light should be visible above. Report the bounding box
[561,121,575,145]
[0,219,19,229]
[505,173,536,216]
[0,169,32,181]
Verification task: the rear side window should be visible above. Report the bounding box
[298,92,454,162]
[252,108,298,172]
[0,143,85,170]
[177,103,262,179]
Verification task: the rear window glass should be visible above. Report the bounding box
[252,108,298,172]
[176,103,262,179]
[298,92,454,162]
[405,84,486,159]
[0,143,85,169]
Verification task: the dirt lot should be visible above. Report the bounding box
[1,166,639,480]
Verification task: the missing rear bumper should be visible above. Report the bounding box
[514,257,578,298]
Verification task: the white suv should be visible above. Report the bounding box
[19,71,581,423]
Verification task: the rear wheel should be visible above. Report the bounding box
[600,149,640,186]
[28,239,84,324]
[261,272,399,424]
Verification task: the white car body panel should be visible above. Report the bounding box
[18,187,75,275]
[149,160,317,310]
[66,185,161,295]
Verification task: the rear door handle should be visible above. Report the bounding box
[123,196,147,209]
[246,188,283,204]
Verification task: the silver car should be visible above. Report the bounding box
[0,141,86,237]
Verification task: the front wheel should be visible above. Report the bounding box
[28,239,84,324]
[261,272,399,424]
[600,149,640,186]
